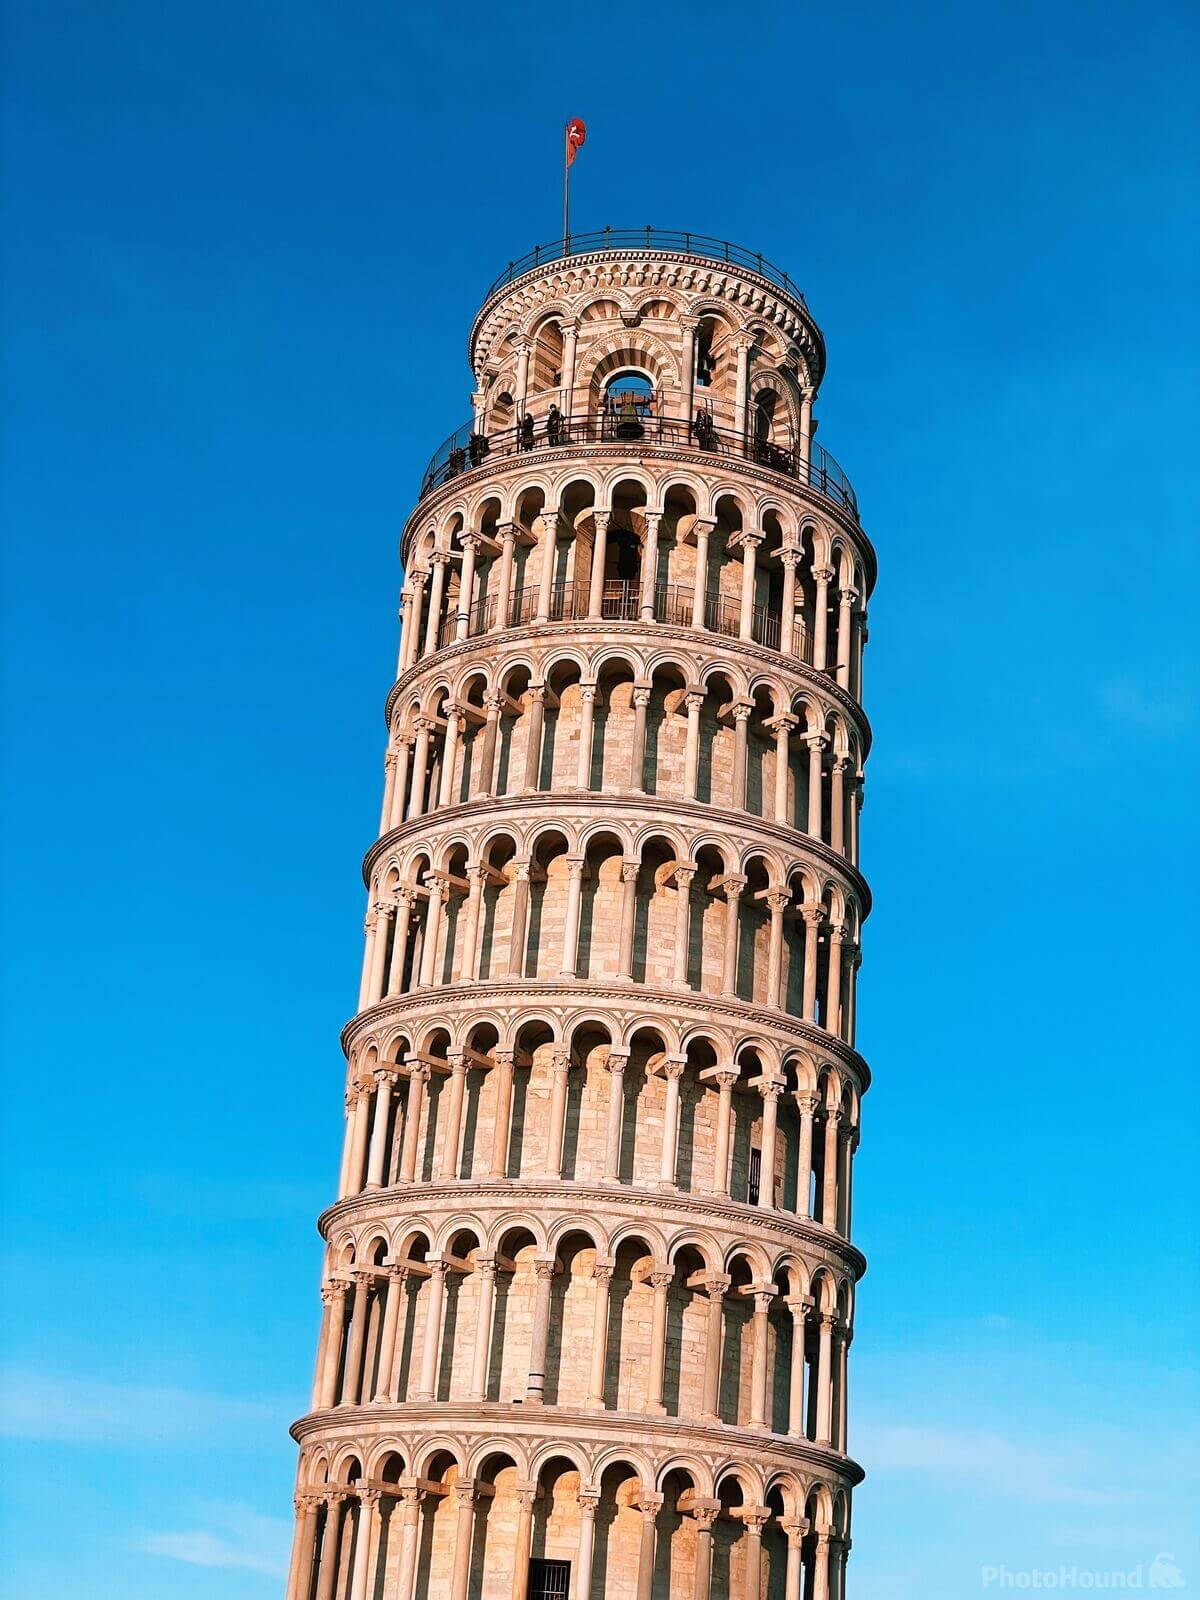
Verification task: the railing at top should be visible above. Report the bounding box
[481,228,807,305]
[419,410,859,520]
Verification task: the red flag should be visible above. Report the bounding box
[565,117,587,167]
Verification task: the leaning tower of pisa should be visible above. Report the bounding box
[286,229,873,1600]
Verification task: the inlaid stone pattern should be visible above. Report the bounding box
[286,236,876,1600]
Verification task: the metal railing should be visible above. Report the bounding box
[419,409,858,520]
[481,228,807,305]
[436,579,800,658]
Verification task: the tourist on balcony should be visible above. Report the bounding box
[546,403,563,444]
[520,412,535,450]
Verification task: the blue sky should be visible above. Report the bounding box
[2,1,1197,1595]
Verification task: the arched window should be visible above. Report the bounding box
[754,388,777,442]
[602,371,654,438]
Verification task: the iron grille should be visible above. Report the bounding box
[529,1558,571,1599]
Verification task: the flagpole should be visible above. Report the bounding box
[562,121,569,247]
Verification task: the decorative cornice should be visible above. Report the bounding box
[361,789,871,914]
[289,1399,865,1488]
[384,619,873,747]
[401,438,873,577]
[339,978,870,1089]
[317,1178,867,1279]
[468,248,824,376]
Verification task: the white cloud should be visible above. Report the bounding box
[854,1422,1124,1507]
[0,1367,279,1444]
[134,1502,289,1577]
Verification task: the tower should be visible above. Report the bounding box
[287,229,873,1600]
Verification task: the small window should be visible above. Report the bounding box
[748,1147,762,1206]
[530,1558,571,1599]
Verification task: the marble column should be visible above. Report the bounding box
[521,688,545,792]
[766,889,789,1008]
[601,1051,628,1182]
[795,1091,819,1219]
[646,1268,673,1414]
[386,890,415,996]
[437,705,463,805]
[510,1484,537,1600]
[574,1489,600,1599]
[392,1486,424,1600]
[373,1266,407,1401]
[312,1493,346,1600]
[388,735,413,829]
[690,521,712,629]
[786,1297,810,1434]
[489,1050,516,1178]
[690,1504,718,1600]
[475,696,503,797]
[738,533,763,640]
[505,863,531,977]
[493,524,518,630]
[748,1288,774,1428]
[721,877,746,996]
[700,1275,729,1421]
[526,1258,557,1402]
[587,510,611,617]
[585,1263,613,1409]
[398,1065,428,1184]
[285,1494,320,1600]
[710,1068,737,1197]
[560,855,586,976]
[815,1314,835,1445]
[757,1079,782,1209]
[365,1069,399,1188]
[812,566,834,672]
[316,1284,347,1409]
[836,585,858,689]
[448,1480,477,1600]
[436,1053,468,1181]
[422,551,449,656]
[683,689,704,797]
[617,860,640,977]
[672,864,695,986]
[805,734,827,841]
[417,879,446,987]
[741,1509,768,1600]
[575,683,597,788]
[732,702,751,811]
[629,686,651,791]
[545,1048,571,1178]
[455,535,482,641]
[348,1488,381,1600]
[414,1258,447,1401]
[459,868,486,982]
[468,1256,497,1401]
[658,1057,686,1188]
[634,1493,663,1600]
[340,1274,370,1404]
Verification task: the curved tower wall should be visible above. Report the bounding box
[286,238,875,1600]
